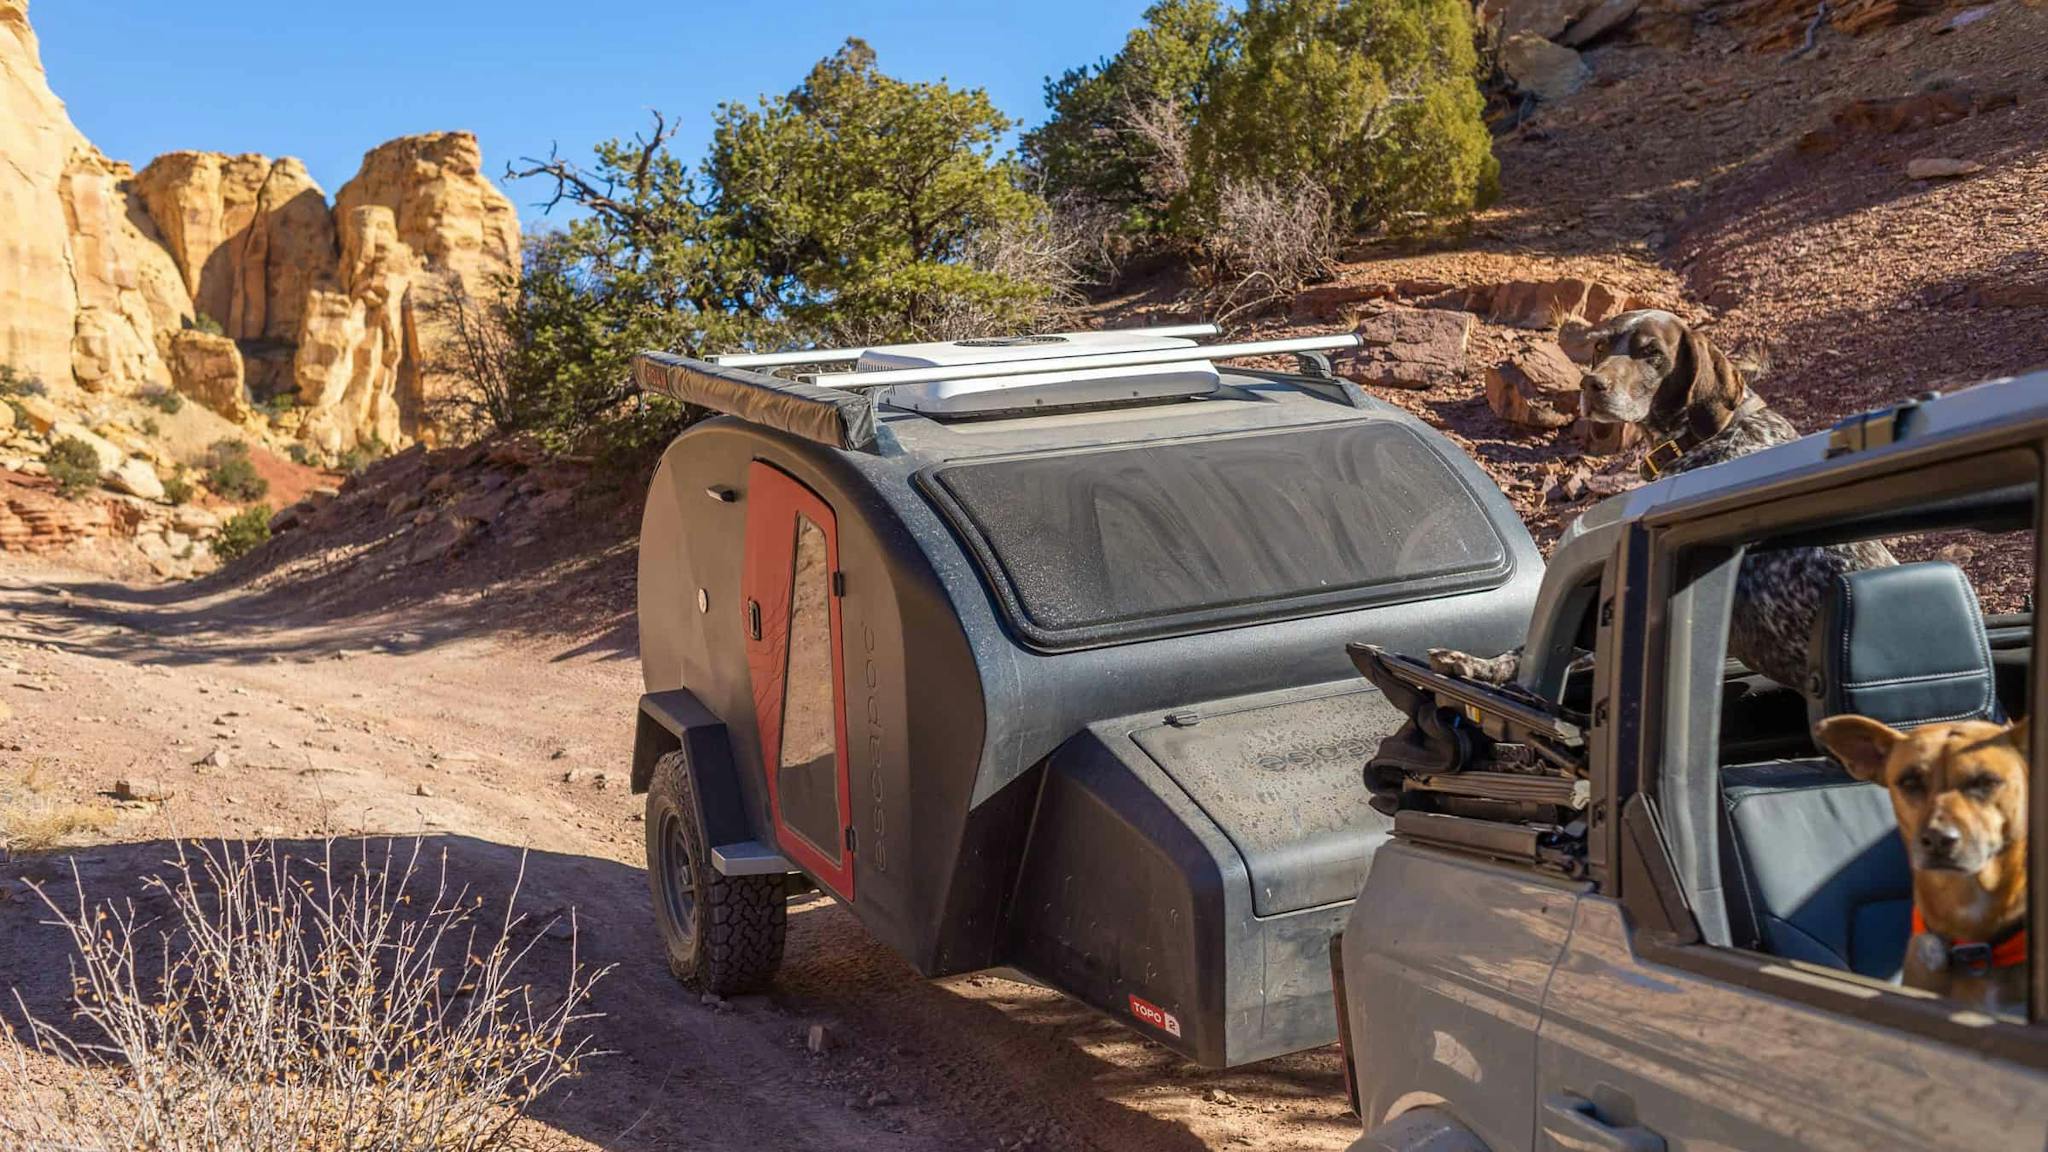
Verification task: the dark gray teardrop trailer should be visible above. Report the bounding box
[629,328,1542,1066]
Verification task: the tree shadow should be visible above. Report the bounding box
[0,835,1336,1151]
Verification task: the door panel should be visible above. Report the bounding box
[1538,898,2048,1152]
[743,461,854,900]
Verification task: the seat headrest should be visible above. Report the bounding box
[1809,561,2001,730]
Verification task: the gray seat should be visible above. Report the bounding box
[1720,561,2001,976]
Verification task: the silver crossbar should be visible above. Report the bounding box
[804,334,1361,390]
[707,323,1221,369]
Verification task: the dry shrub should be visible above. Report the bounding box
[1,838,609,1151]
[0,762,115,855]
[1199,175,1338,322]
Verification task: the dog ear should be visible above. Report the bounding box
[1671,327,1748,440]
[2008,715,2031,755]
[1815,715,1905,782]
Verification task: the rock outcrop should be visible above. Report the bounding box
[0,0,83,389]
[133,152,338,350]
[61,148,190,393]
[294,206,412,455]
[325,132,520,441]
[166,329,250,423]
[0,2,518,458]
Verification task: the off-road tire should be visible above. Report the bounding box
[645,751,786,994]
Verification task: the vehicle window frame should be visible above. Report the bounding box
[1604,427,2046,1063]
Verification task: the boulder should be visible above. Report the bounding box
[106,456,164,501]
[1341,308,1475,390]
[1906,157,1984,180]
[49,421,123,472]
[1796,89,1987,155]
[167,328,250,422]
[1500,35,1589,104]
[1495,0,1603,40]
[1292,280,1395,320]
[14,393,65,434]
[1562,0,1642,44]
[1485,342,1585,429]
[1485,278,1632,329]
[0,473,114,553]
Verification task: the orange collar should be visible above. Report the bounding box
[1913,907,2028,970]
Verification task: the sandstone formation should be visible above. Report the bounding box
[133,153,338,349]
[328,132,520,441]
[61,148,190,393]
[0,2,519,460]
[293,206,413,455]
[166,329,250,423]
[0,0,82,388]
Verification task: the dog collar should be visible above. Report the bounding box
[1638,391,1768,480]
[1912,906,2028,972]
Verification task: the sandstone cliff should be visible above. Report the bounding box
[0,0,85,389]
[0,1,519,460]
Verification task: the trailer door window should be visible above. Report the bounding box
[923,423,1512,649]
[777,513,844,859]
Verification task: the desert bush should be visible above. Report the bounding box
[1193,0,1497,234]
[204,439,270,502]
[1030,0,1495,258]
[0,837,608,1150]
[161,470,194,506]
[287,442,315,466]
[140,387,185,415]
[489,40,1079,459]
[1201,175,1339,319]
[190,312,225,337]
[338,436,389,475]
[0,363,47,397]
[46,436,104,499]
[212,505,271,562]
[1024,0,1225,240]
[0,761,114,855]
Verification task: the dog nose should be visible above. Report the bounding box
[1920,824,1962,855]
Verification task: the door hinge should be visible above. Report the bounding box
[844,825,857,853]
[831,570,846,597]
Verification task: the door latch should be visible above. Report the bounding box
[746,599,762,641]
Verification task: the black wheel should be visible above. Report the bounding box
[645,751,786,994]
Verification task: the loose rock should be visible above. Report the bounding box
[1486,342,1585,429]
[1906,157,1984,180]
[1342,307,1474,390]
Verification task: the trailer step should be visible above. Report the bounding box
[711,841,796,876]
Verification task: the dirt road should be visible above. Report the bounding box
[0,563,1355,1152]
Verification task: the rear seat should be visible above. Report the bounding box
[1719,561,2001,978]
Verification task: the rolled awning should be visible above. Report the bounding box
[632,352,877,453]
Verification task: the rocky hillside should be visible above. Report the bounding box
[0,0,519,576]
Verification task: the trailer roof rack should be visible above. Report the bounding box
[631,326,1362,454]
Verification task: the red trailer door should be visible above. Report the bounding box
[741,461,854,900]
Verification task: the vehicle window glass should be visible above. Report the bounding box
[1676,483,2038,1024]
[777,514,841,853]
[925,423,1511,648]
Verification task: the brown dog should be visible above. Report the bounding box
[1432,311,1892,690]
[1815,715,2031,1015]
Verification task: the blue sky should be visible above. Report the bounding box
[36,1,1152,228]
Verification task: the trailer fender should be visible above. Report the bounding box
[634,690,789,875]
